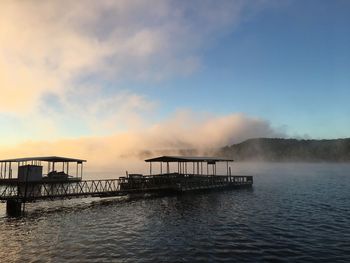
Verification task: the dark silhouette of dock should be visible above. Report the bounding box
[0,156,253,216]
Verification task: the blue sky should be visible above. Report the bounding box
[1,0,350,154]
[136,0,350,138]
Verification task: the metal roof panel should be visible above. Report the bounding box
[145,156,233,162]
[0,156,87,163]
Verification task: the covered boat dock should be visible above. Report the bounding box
[119,155,252,193]
[0,156,86,181]
[0,155,252,216]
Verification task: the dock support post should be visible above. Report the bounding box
[6,199,23,217]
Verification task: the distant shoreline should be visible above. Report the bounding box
[220,138,350,162]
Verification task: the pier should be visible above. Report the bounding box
[0,156,253,216]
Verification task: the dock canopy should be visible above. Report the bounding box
[144,156,233,176]
[0,156,86,163]
[145,156,233,163]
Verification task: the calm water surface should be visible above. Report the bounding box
[0,163,349,262]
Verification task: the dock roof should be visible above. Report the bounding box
[0,156,86,163]
[145,156,233,163]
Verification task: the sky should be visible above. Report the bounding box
[0,0,350,168]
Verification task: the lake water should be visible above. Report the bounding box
[0,163,349,262]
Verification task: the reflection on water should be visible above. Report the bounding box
[0,163,350,262]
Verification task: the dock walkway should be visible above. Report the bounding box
[0,174,253,202]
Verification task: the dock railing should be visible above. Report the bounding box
[0,179,122,201]
[0,174,253,202]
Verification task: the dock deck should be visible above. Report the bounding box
[0,174,252,202]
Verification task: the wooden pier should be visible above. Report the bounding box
[0,156,253,216]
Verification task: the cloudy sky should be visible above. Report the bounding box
[1,0,349,167]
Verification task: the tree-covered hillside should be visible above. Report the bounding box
[220,138,350,162]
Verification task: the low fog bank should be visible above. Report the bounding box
[2,130,349,179]
[0,113,283,176]
[2,136,349,179]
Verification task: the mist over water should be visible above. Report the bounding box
[0,162,349,262]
